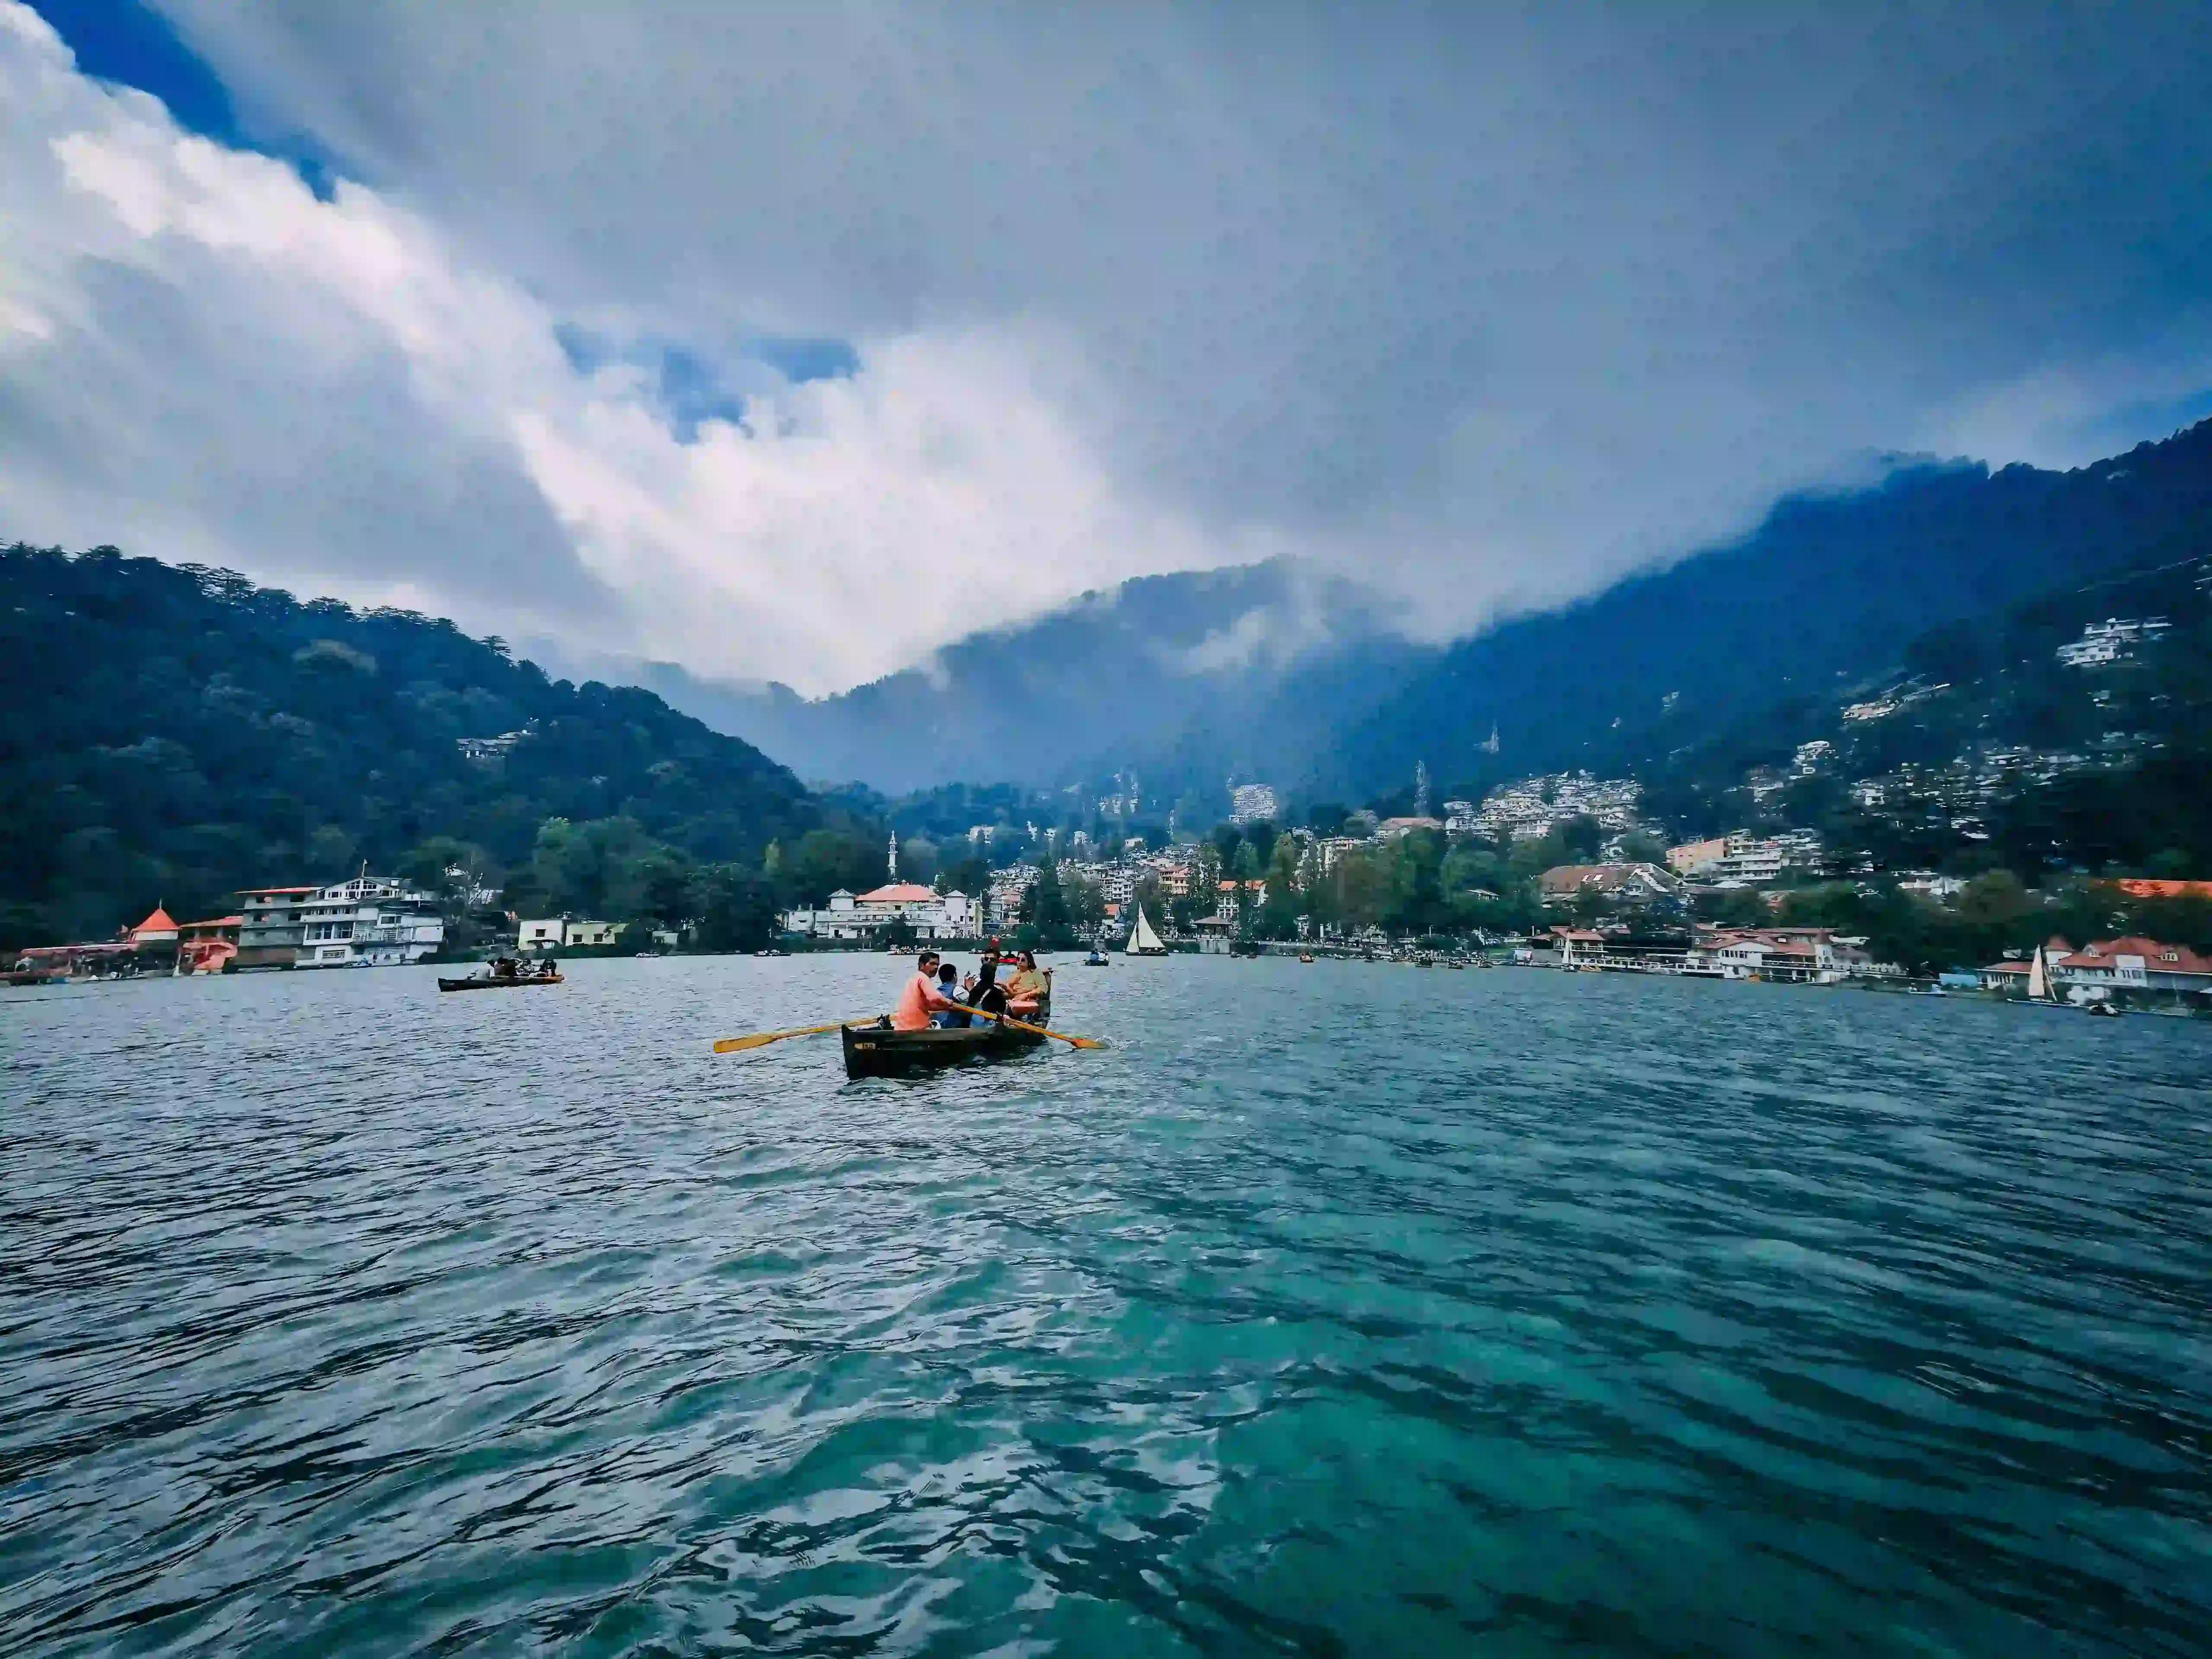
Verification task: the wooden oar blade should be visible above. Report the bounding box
[713,1020,855,1054]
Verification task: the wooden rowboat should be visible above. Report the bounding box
[840,1010,1049,1078]
[438,972,564,992]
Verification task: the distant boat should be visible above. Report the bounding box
[1298,952,1316,964]
[1084,948,1109,967]
[2026,945,2056,1003]
[1125,904,1168,957]
[439,970,562,992]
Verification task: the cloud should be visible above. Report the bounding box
[9,1,2212,693]
[0,3,1261,690]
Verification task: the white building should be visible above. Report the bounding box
[1703,830,1822,885]
[516,916,623,951]
[1476,772,1642,842]
[296,876,445,968]
[2056,618,2170,667]
[518,918,565,951]
[1230,783,1279,825]
[785,884,978,943]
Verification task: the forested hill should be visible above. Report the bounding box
[1320,418,2212,800]
[0,544,831,945]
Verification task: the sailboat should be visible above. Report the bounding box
[2025,944,2056,1003]
[1125,903,1168,957]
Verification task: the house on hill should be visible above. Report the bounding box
[1538,863,1681,906]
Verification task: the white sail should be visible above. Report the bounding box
[1126,903,1166,956]
[2026,945,2050,1001]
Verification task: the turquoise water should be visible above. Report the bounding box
[4,957,2210,1656]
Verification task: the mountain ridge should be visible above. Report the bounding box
[613,420,2212,810]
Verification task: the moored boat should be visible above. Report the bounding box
[841,1010,1050,1078]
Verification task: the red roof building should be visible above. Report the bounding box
[2107,879,2212,901]
[128,906,180,946]
[854,883,938,907]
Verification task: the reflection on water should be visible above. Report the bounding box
[4,957,2210,1656]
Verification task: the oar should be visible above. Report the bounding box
[965,1005,1108,1050]
[713,1017,877,1054]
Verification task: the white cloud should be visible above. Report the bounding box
[0,3,1265,692]
[9,1,2212,698]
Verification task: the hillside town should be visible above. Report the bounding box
[13,752,2210,1014]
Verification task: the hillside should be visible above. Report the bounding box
[638,419,2212,812]
[1329,420,2212,802]
[584,561,1434,798]
[0,544,834,946]
[1630,550,2212,875]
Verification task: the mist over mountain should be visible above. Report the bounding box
[600,419,2212,812]
[533,563,1436,798]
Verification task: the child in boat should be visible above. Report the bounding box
[931,961,969,1027]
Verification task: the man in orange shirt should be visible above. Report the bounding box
[892,950,960,1031]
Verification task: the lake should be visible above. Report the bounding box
[4,956,2210,1656]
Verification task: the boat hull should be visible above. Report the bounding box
[841,1015,1048,1078]
[438,974,564,992]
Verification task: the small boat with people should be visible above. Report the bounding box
[440,956,563,992]
[840,1014,1048,1077]
[1084,946,1109,967]
[711,945,1104,1075]
[843,942,1058,1077]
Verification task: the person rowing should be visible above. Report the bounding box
[892,950,961,1031]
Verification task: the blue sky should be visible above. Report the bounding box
[7,1,2212,692]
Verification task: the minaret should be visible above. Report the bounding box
[1415,759,1431,819]
[888,830,898,883]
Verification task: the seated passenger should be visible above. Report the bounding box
[967,952,1007,1018]
[932,961,969,1027]
[1003,951,1049,1015]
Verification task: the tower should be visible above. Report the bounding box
[888,830,898,882]
[1414,759,1431,819]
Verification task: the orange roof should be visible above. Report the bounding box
[237,885,320,896]
[2108,878,2212,900]
[131,906,179,934]
[183,916,244,930]
[2058,936,2212,976]
[855,882,936,903]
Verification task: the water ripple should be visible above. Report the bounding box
[3,958,2210,1656]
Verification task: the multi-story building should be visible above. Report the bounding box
[296,876,445,968]
[235,885,319,969]
[2056,618,2171,667]
[1476,772,1642,842]
[1666,838,1728,877]
[785,884,980,944]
